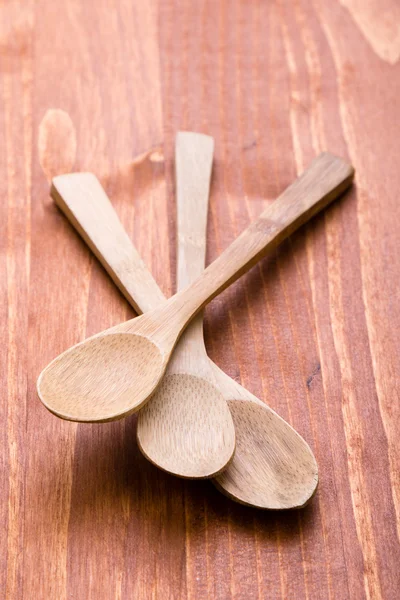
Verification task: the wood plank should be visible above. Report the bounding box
[0,0,399,598]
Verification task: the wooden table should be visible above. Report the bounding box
[1,1,399,598]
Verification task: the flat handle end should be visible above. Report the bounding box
[318,151,355,184]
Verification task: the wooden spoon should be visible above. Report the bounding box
[135,133,237,477]
[47,148,353,508]
[37,151,354,435]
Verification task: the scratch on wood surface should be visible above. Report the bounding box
[306,364,321,389]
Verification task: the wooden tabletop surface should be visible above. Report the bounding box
[1,1,399,598]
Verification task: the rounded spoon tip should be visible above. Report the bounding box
[137,373,236,479]
[37,332,166,422]
[213,400,319,509]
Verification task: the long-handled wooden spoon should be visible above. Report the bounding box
[49,145,354,509]
[37,152,354,435]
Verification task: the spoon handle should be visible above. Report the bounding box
[51,172,166,313]
[51,131,214,316]
[167,132,214,370]
[176,132,214,288]
[174,152,354,321]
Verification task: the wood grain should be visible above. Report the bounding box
[1,0,399,599]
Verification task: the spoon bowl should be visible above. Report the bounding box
[211,366,318,508]
[216,400,318,508]
[38,330,165,422]
[137,373,235,478]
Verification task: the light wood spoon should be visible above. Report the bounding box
[135,133,237,477]
[46,148,353,508]
[37,151,354,436]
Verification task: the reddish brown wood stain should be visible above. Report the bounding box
[1,1,399,598]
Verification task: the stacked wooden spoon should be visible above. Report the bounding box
[37,132,354,509]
